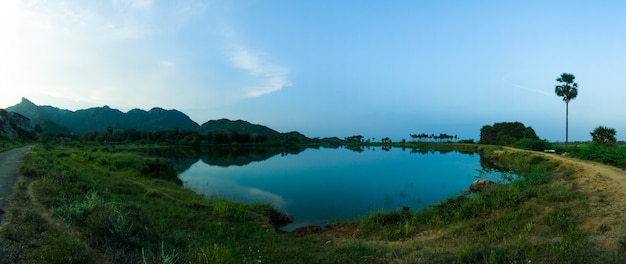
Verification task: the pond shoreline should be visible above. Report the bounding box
[2,143,622,263]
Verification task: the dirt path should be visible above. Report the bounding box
[0,146,33,263]
[0,146,33,222]
[508,148,626,250]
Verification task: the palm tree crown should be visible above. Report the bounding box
[555,73,578,103]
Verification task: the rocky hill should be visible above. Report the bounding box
[0,109,38,140]
[7,98,200,134]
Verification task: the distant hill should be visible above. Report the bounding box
[7,98,200,134]
[5,98,310,142]
[197,119,310,143]
[197,118,281,136]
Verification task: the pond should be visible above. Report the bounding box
[177,146,512,230]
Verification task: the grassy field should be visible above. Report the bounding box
[1,142,626,263]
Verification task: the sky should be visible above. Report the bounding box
[1,0,626,142]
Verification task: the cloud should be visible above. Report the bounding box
[181,165,289,211]
[0,0,291,113]
[131,0,153,9]
[158,60,176,67]
[513,84,552,97]
[228,47,292,97]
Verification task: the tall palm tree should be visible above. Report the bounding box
[554,73,578,146]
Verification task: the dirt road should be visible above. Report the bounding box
[509,148,626,250]
[0,146,33,263]
[0,146,33,212]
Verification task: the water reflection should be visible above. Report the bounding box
[182,164,288,211]
[173,146,512,230]
[199,147,305,167]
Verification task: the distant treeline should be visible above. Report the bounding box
[78,128,306,146]
[343,133,471,144]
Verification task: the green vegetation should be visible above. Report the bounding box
[409,133,459,142]
[2,142,625,263]
[79,126,309,146]
[0,139,26,153]
[479,122,551,151]
[7,97,199,134]
[354,146,626,262]
[0,143,389,263]
[591,126,617,147]
[6,98,311,146]
[558,142,626,168]
[554,72,579,146]
[555,126,626,169]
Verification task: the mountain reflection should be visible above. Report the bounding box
[200,146,307,167]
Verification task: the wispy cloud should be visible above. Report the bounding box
[158,60,176,67]
[228,47,292,97]
[512,84,552,97]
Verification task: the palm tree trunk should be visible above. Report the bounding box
[565,102,569,146]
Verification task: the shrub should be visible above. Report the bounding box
[573,145,626,167]
[38,232,95,264]
[515,138,553,151]
[136,158,181,184]
[185,244,238,264]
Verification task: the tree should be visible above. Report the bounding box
[345,135,364,142]
[479,122,539,146]
[590,126,617,147]
[106,125,113,141]
[555,73,579,146]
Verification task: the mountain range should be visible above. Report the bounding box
[4,98,306,139]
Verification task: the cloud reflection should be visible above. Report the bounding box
[180,170,288,212]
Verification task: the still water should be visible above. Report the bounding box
[178,146,508,230]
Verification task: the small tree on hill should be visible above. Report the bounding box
[590,126,617,147]
[106,125,113,141]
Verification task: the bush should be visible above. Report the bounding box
[515,138,553,151]
[136,158,181,184]
[573,145,626,167]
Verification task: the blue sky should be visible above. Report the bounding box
[1,1,625,141]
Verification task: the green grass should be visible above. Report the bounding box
[2,143,394,263]
[2,143,626,263]
[349,146,614,262]
[0,139,29,152]
[555,143,626,168]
